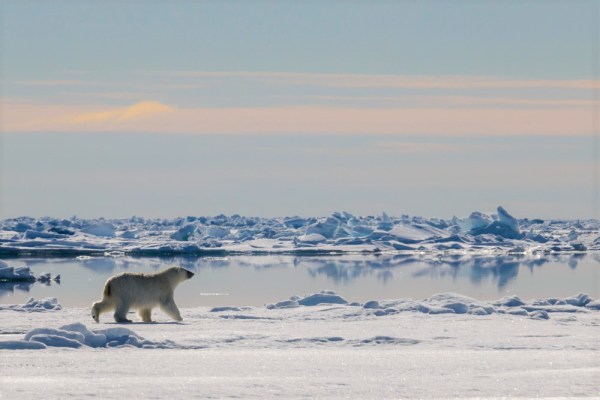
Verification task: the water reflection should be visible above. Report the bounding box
[44,253,600,290]
[0,279,60,298]
[288,253,593,290]
[1,253,598,305]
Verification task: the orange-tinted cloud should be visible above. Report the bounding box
[70,101,175,124]
[1,100,595,136]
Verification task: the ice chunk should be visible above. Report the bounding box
[497,206,519,233]
[585,300,600,310]
[507,308,529,316]
[469,206,523,239]
[283,217,309,229]
[428,307,455,315]
[119,229,140,239]
[363,300,382,309]
[206,225,230,239]
[30,334,82,348]
[0,340,47,350]
[22,297,62,311]
[13,222,33,232]
[170,224,197,241]
[266,300,300,309]
[377,212,393,231]
[7,323,174,349]
[297,233,326,244]
[297,291,348,306]
[210,306,242,312]
[25,328,85,344]
[306,217,340,239]
[441,302,469,314]
[494,295,525,307]
[0,264,36,282]
[59,323,107,348]
[48,226,75,235]
[529,310,550,320]
[351,225,373,237]
[459,212,492,232]
[562,293,592,307]
[469,307,490,315]
[24,230,68,239]
[82,222,116,237]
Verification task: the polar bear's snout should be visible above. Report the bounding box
[186,270,194,279]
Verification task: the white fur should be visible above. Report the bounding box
[91,267,194,323]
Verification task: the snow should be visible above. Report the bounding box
[0,297,62,312]
[2,206,599,257]
[0,292,599,398]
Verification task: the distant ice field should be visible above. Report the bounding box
[1,206,598,257]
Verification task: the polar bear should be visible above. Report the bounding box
[91,267,194,323]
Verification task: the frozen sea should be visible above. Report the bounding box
[1,210,599,399]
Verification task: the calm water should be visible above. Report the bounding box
[1,254,599,307]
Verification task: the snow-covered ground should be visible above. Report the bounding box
[1,206,598,257]
[1,292,599,398]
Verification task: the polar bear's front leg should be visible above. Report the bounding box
[114,301,132,323]
[160,295,183,321]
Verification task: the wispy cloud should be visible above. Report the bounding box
[1,100,594,136]
[273,95,595,109]
[169,71,600,90]
[15,80,103,86]
[70,101,175,124]
[372,141,499,153]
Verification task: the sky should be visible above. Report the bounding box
[0,1,599,219]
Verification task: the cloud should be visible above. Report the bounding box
[15,80,102,86]
[1,101,595,136]
[371,141,498,154]
[70,101,175,124]
[274,95,596,109]
[169,71,600,90]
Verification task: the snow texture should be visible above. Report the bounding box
[0,291,599,398]
[1,206,598,257]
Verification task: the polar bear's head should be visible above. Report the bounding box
[91,302,101,323]
[166,266,195,285]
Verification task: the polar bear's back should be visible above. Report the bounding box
[105,272,171,307]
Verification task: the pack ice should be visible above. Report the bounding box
[0,206,597,256]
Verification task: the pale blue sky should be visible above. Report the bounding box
[0,1,598,219]
[1,1,596,79]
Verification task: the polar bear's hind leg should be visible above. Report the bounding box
[139,308,152,322]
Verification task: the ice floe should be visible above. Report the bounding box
[0,261,61,295]
[0,206,598,257]
[0,297,62,312]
